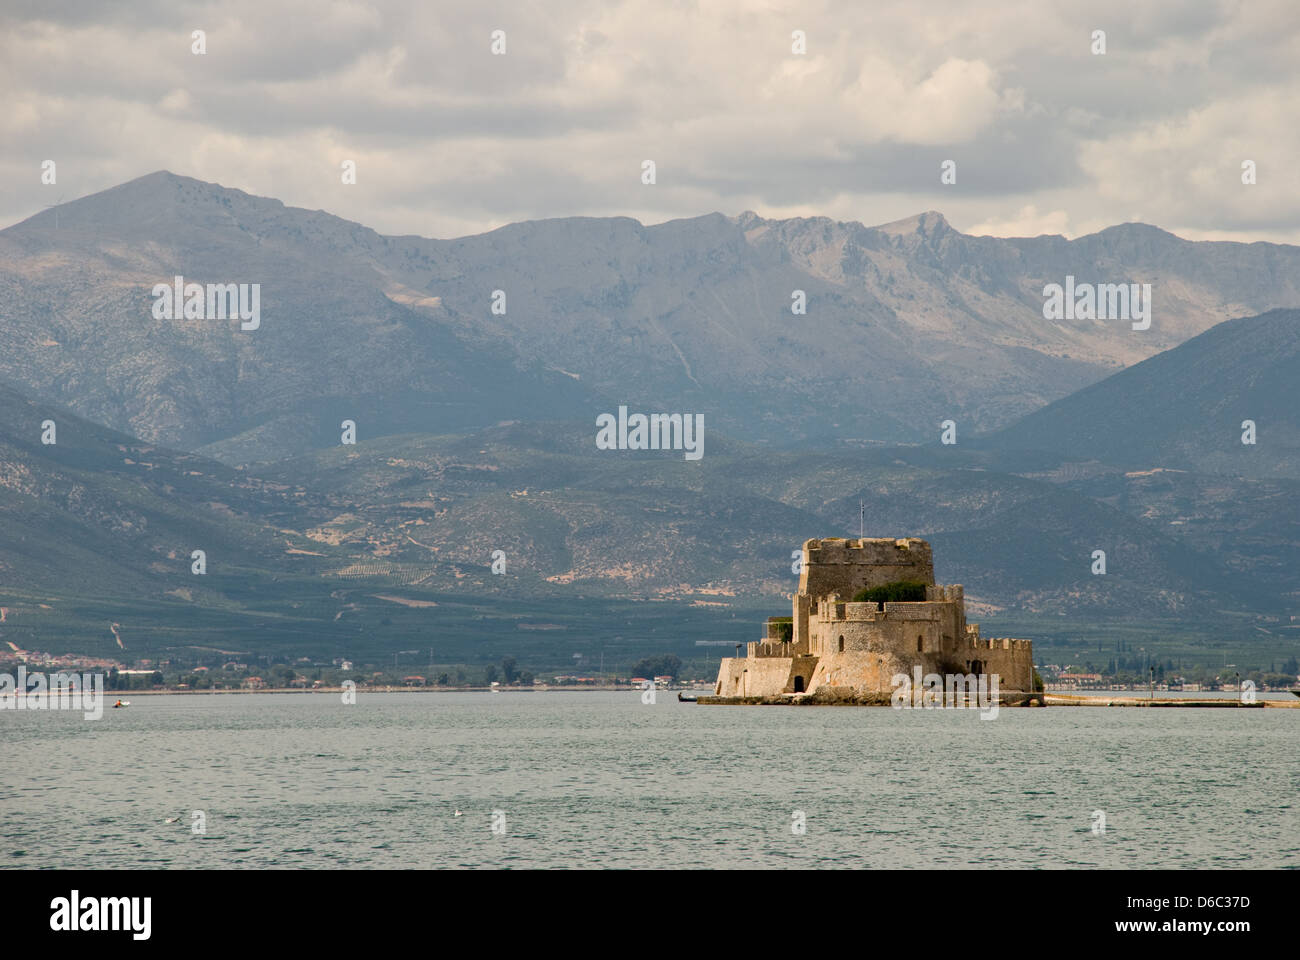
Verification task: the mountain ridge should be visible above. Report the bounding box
[4,171,1299,466]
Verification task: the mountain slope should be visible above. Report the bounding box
[0,382,357,653]
[1,388,1289,659]
[0,172,598,461]
[980,308,1300,479]
[256,420,1281,618]
[5,173,1300,463]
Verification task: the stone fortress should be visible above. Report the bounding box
[712,537,1035,700]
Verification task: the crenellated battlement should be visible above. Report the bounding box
[803,536,930,560]
[811,584,964,624]
[926,584,964,602]
[749,640,792,657]
[966,636,1033,650]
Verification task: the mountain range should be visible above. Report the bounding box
[1,173,1296,667]
[4,172,1300,463]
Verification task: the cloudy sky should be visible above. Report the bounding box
[3,0,1297,242]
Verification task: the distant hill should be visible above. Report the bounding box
[980,308,1300,479]
[0,382,353,654]
[0,383,300,585]
[256,420,1281,618]
[5,172,1300,463]
[0,391,1290,660]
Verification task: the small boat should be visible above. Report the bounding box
[677,692,697,702]
[113,699,131,708]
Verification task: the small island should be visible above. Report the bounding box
[702,536,1037,705]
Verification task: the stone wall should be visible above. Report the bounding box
[955,636,1035,691]
[807,598,965,661]
[714,656,795,697]
[792,593,812,653]
[808,649,926,693]
[797,537,935,601]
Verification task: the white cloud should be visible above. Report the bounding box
[1076,86,1300,238]
[967,205,1071,238]
[0,0,1296,242]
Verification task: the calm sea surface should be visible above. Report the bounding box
[2,692,1297,869]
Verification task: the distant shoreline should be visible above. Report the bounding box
[109,685,712,696]
[696,690,1300,708]
[1046,692,1298,708]
[91,687,1300,707]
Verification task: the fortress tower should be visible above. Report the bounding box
[797,536,934,598]
[712,537,1035,701]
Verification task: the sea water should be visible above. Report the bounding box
[2,692,1295,868]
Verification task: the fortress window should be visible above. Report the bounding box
[917,635,924,653]
[838,636,844,653]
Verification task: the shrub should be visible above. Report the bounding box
[850,579,928,605]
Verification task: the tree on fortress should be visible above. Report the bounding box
[851,580,929,605]
[632,654,682,679]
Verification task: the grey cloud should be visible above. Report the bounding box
[1,0,1297,242]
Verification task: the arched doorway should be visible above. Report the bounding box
[793,675,805,693]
